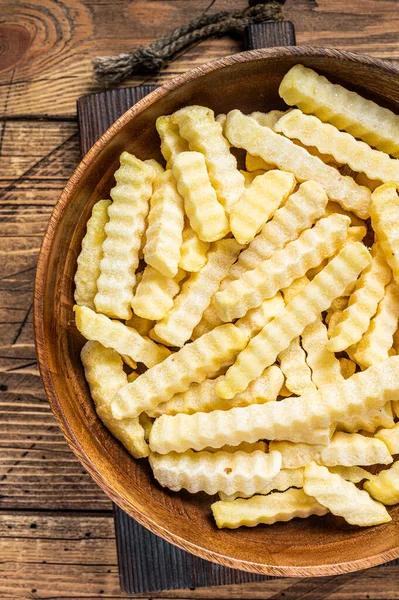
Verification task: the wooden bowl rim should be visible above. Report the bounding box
[34,46,399,577]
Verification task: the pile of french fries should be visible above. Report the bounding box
[73,65,399,530]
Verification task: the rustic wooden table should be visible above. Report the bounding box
[1,1,399,598]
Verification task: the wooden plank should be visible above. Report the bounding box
[1,0,398,118]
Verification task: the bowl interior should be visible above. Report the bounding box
[35,47,399,576]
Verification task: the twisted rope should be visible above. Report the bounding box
[93,1,285,86]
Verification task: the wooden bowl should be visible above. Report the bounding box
[34,47,399,576]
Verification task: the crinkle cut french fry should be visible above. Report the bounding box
[275,109,399,186]
[323,201,366,228]
[143,170,184,278]
[178,224,210,272]
[172,152,229,242]
[235,293,285,339]
[325,296,349,325]
[336,402,395,434]
[205,441,267,454]
[229,181,329,281]
[154,239,241,347]
[215,113,227,129]
[216,214,350,322]
[329,466,373,483]
[375,423,399,455]
[127,371,139,383]
[245,153,275,172]
[74,199,111,310]
[125,314,154,337]
[149,449,282,495]
[219,468,304,501]
[112,324,248,419]
[81,342,148,458]
[156,115,189,169]
[131,266,183,321]
[211,488,328,529]
[307,225,366,281]
[364,461,399,505]
[230,170,296,244]
[302,316,343,388]
[355,172,381,192]
[225,110,370,219]
[74,305,170,368]
[216,242,369,399]
[353,280,399,369]
[241,170,262,187]
[339,358,357,379]
[172,105,244,212]
[303,462,391,526]
[191,299,223,340]
[150,356,399,455]
[271,432,392,469]
[250,110,285,128]
[148,365,283,417]
[94,153,155,320]
[370,184,399,285]
[122,355,137,370]
[327,243,391,352]
[144,159,165,176]
[279,64,399,158]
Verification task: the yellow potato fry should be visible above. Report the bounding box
[375,423,399,455]
[327,243,392,352]
[74,199,111,310]
[339,358,357,379]
[279,64,399,158]
[235,293,285,339]
[144,159,165,176]
[149,449,282,495]
[219,468,304,501]
[211,488,328,529]
[250,110,285,128]
[144,170,184,278]
[370,183,399,285]
[94,153,155,319]
[229,181,329,280]
[302,316,343,388]
[230,170,296,244]
[156,115,189,169]
[328,466,373,483]
[240,170,262,187]
[74,305,170,368]
[205,441,267,454]
[325,296,349,325]
[131,266,183,321]
[336,402,395,434]
[275,109,399,186]
[216,214,350,322]
[191,300,223,340]
[271,432,392,469]
[215,113,227,129]
[355,172,381,192]
[216,242,369,399]
[112,324,248,419]
[121,355,137,370]
[323,201,366,228]
[225,110,370,219]
[245,153,274,172]
[154,239,241,347]
[139,413,154,442]
[172,151,229,242]
[81,341,148,458]
[364,461,399,505]
[127,371,139,383]
[303,462,391,526]
[178,224,210,272]
[172,105,244,212]
[148,365,283,417]
[353,281,399,369]
[125,314,154,337]
[307,225,366,281]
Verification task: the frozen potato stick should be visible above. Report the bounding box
[275,109,399,186]
[229,170,296,244]
[172,105,244,212]
[74,305,170,368]
[131,266,183,321]
[364,461,399,505]
[81,341,148,458]
[375,423,399,455]
[74,199,111,310]
[112,324,248,419]
[148,365,283,417]
[205,441,267,454]
[353,280,399,369]
[219,468,304,501]
[235,293,285,339]
[336,402,394,434]
[225,110,370,219]
[279,64,399,157]
[154,239,241,347]
[94,153,155,320]
[339,358,356,379]
[327,243,391,352]
[178,224,210,272]
[216,214,350,322]
[149,449,282,495]
[303,462,391,526]
[156,115,189,169]
[329,466,372,483]
[125,314,154,337]
[250,110,285,128]
[229,181,329,280]
[172,151,229,242]
[216,241,369,399]
[323,201,366,228]
[370,183,399,285]
[149,356,399,454]
[211,488,328,529]
[143,170,184,278]
[302,316,343,388]
[271,432,392,469]
[245,153,274,172]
